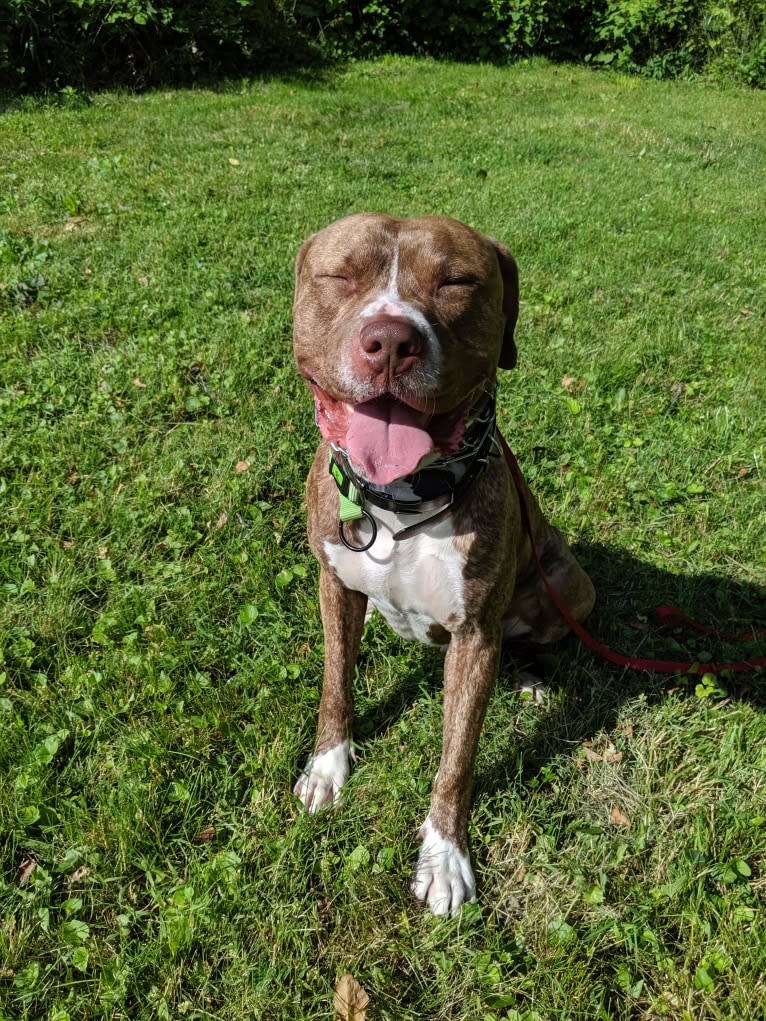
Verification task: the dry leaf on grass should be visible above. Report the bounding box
[610,805,630,827]
[334,972,369,1021]
[18,857,36,886]
[193,826,217,843]
[581,742,623,765]
[68,866,91,884]
[582,746,604,764]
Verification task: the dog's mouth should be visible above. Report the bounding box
[309,383,469,485]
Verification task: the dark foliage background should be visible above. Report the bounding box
[3,0,766,93]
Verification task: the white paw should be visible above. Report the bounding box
[514,671,545,703]
[410,817,476,917]
[293,740,351,813]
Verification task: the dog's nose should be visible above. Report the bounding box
[357,316,424,378]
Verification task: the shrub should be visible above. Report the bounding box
[1,0,765,92]
[586,0,766,85]
[587,0,700,77]
[308,0,594,63]
[0,0,312,91]
[698,0,766,86]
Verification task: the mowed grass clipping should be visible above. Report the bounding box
[1,58,765,1020]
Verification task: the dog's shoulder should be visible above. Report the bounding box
[305,442,341,559]
[449,452,524,617]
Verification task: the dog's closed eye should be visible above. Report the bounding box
[314,273,357,293]
[437,275,480,292]
[438,275,479,290]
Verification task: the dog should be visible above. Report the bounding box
[292,213,595,916]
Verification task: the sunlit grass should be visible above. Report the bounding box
[1,58,765,1019]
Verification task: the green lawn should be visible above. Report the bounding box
[1,58,765,1020]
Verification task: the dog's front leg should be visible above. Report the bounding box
[294,565,367,813]
[411,626,501,916]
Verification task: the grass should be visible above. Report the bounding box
[1,57,765,1020]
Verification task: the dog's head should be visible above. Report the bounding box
[293,213,518,485]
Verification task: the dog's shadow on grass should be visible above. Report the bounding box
[476,540,766,798]
[354,540,765,793]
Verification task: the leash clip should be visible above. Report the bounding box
[338,512,377,552]
[330,453,378,552]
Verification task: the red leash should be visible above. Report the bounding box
[497,431,766,677]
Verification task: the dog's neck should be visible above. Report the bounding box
[329,390,498,545]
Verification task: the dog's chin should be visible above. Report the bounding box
[308,382,468,486]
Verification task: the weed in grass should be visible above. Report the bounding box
[1,58,765,1020]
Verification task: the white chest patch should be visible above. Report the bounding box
[325,511,467,644]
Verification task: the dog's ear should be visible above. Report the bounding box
[489,239,519,370]
[294,233,316,293]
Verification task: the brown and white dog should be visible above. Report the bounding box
[292,213,595,916]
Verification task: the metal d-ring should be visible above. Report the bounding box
[338,510,377,552]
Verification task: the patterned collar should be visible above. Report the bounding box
[329,390,498,550]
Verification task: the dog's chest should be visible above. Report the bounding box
[324,515,467,645]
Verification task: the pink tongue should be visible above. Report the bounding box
[345,399,435,485]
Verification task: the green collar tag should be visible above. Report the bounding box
[330,457,365,522]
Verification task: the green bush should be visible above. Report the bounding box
[588,0,700,76]
[1,0,765,92]
[587,0,766,85]
[0,0,311,91]
[698,0,766,86]
[312,0,591,62]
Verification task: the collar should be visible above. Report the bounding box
[329,389,499,550]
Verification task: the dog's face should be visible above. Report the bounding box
[293,213,519,485]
